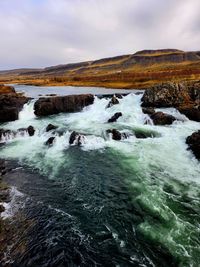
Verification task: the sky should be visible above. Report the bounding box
[0,0,200,70]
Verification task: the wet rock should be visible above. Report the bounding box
[186,130,200,160]
[69,131,85,146]
[150,112,176,125]
[141,82,190,108]
[0,94,28,122]
[108,112,122,123]
[34,94,94,117]
[178,106,200,122]
[0,205,5,213]
[107,129,122,140]
[106,95,119,108]
[0,129,13,141]
[27,126,35,136]
[46,124,58,132]
[142,107,155,115]
[45,137,55,146]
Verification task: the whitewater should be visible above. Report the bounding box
[0,92,200,267]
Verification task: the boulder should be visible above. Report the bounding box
[45,137,55,146]
[108,112,122,123]
[178,106,200,122]
[150,112,176,125]
[0,95,28,122]
[27,126,35,136]
[142,107,155,115]
[34,94,94,117]
[141,82,191,108]
[106,95,119,108]
[46,124,58,132]
[186,130,200,160]
[107,129,122,140]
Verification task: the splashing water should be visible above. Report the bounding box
[0,92,200,266]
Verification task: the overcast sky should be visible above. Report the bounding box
[0,0,200,70]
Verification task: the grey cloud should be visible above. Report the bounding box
[0,0,200,70]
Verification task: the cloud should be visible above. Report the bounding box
[0,0,199,70]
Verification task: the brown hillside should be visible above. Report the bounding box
[1,49,200,89]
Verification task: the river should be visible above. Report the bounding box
[0,86,200,267]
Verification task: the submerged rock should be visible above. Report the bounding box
[150,112,176,125]
[0,129,14,141]
[108,112,122,123]
[46,124,58,132]
[34,94,94,117]
[27,126,35,136]
[106,95,119,108]
[186,130,200,160]
[45,137,55,146]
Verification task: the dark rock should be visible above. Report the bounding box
[108,112,122,123]
[45,137,55,146]
[34,94,94,117]
[46,124,58,132]
[69,131,85,146]
[150,112,176,125]
[186,130,200,160]
[0,95,28,122]
[0,205,5,213]
[141,83,190,108]
[107,129,122,140]
[106,95,119,108]
[178,106,200,122]
[27,126,35,136]
[0,129,13,141]
[142,107,155,115]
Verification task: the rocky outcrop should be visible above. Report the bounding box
[27,126,35,136]
[150,112,176,125]
[106,96,119,108]
[0,95,28,122]
[108,112,122,123]
[186,130,200,160]
[142,107,155,115]
[107,129,122,140]
[46,124,58,132]
[34,94,94,117]
[141,83,191,108]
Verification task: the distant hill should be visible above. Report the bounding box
[1,49,200,89]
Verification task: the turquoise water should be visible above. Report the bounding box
[0,93,200,266]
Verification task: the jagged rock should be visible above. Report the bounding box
[141,83,191,108]
[186,130,200,160]
[69,131,85,146]
[45,137,55,146]
[178,106,200,122]
[46,124,58,132]
[0,95,28,122]
[108,112,122,123]
[106,95,119,108]
[34,94,94,117]
[27,126,35,136]
[150,112,176,125]
[142,107,155,115]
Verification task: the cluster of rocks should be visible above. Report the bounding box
[141,82,200,160]
[141,82,200,122]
